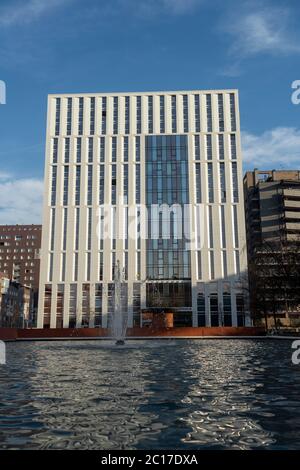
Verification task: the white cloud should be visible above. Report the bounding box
[223,6,300,58]
[0,177,43,224]
[0,0,73,27]
[242,127,300,169]
[0,172,11,181]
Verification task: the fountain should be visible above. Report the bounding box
[110,260,128,346]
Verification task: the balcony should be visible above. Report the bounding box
[285,211,300,220]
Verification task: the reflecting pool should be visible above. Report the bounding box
[0,339,299,449]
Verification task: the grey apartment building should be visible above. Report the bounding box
[37,90,249,329]
[244,169,300,256]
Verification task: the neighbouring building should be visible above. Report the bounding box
[244,169,300,327]
[0,225,42,326]
[0,272,9,318]
[0,279,33,328]
[38,89,249,329]
[0,225,42,290]
[244,170,300,256]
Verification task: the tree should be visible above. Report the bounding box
[248,236,300,330]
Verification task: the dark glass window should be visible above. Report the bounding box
[145,135,190,281]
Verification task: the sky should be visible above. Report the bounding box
[0,0,300,224]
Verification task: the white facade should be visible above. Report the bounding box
[38,89,249,329]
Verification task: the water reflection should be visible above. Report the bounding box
[0,339,299,449]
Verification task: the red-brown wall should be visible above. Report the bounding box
[0,326,265,341]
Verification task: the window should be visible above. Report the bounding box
[76,137,82,163]
[218,94,224,132]
[78,97,84,135]
[160,95,165,133]
[194,135,200,160]
[220,205,226,248]
[95,284,103,327]
[195,163,201,203]
[135,136,140,162]
[99,165,105,205]
[69,284,77,327]
[87,166,93,205]
[75,166,81,205]
[90,97,95,135]
[123,136,128,162]
[88,137,93,163]
[51,166,57,206]
[50,208,55,251]
[99,253,103,281]
[136,164,140,204]
[223,293,232,326]
[61,254,66,282]
[231,162,239,202]
[101,96,107,134]
[183,95,189,132]
[208,206,213,248]
[136,96,142,134]
[87,207,92,250]
[52,138,58,164]
[235,250,240,275]
[111,164,117,205]
[206,134,212,160]
[64,138,70,163]
[112,136,117,162]
[207,163,214,203]
[62,208,68,251]
[206,94,212,132]
[67,97,72,135]
[125,96,130,134]
[194,94,200,132]
[49,253,54,282]
[230,93,236,131]
[171,95,177,133]
[222,251,227,277]
[236,294,245,326]
[75,208,80,251]
[123,164,128,205]
[210,293,218,325]
[219,162,226,203]
[55,98,61,136]
[63,166,69,205]
[74,253,78,282]
[148,96,153,134]
[99,137,105,163]
[232,205,239,248]
[113,96,118,134]
[230,134,237,160]
[197,252,202,279]
[218,134,224,160]
[197,292,205,326]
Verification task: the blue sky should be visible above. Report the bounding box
[0,0,300,223]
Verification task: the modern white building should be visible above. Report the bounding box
[37,89,249,329]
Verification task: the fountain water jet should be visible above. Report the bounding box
[110,260,128,346]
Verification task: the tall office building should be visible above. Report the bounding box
[38,90,249,329]
[244,169,300,256]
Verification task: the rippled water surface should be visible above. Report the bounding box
[0,339,300,449]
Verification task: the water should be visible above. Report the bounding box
[110,260,128,345]
[0,339,300,450]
